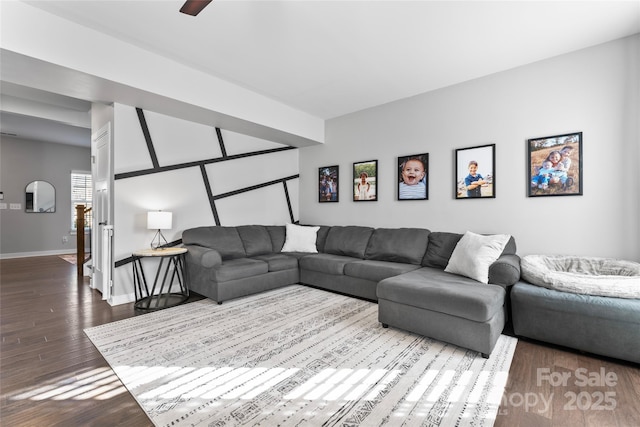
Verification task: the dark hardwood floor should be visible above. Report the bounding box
[1,256,638,426]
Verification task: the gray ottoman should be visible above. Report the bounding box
[511,281,640,364]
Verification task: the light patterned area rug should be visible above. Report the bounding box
[59,254,90,265]
[59,254,78,264]
[85,285,517,427]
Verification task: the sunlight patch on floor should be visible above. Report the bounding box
[85,365,408,404]
[9,367,127,401]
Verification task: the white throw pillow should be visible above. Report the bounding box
[444,231,510,284]
[281,224,320,253]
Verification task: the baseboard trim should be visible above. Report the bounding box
[0,250,75,259]
[109,292,136,306]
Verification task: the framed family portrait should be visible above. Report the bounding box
[527,132,582,197]
[398,153,429,200]
[353,160,377,201]
[318,165,339,202]
[455,144,495,199]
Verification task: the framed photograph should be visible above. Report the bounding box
[398,153,429,200]
[318,165,339,202]
[455,144,495,199]
[527,132,582,197]
[353,160,378,201]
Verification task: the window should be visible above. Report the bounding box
[71,171,92,231]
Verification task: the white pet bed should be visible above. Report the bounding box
[521,255,640,299]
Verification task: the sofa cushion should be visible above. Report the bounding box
[315,226,331,253]
[299,253,360,275]
[503,236,517,255]
[445,231,511,284]
[324,226,374,259]
[252,253,299,272]
[237,225,272,257]
[281,223,320,253]
[377,267,506,322]
[182,226,245,260]
[364,228,430,265]
[423,231,517,268]
[211,258,268,282]
[344,260,421,282]
[265,226,286,252]
[422,232,462,268]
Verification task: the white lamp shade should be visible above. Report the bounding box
[147,211,172,230]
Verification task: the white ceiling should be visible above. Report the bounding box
[2,0,639,146]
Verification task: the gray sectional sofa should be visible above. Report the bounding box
[182,224,521,357]
[182,225,301,303]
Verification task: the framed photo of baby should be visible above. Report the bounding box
[318,165,339,203]
[455,144,495,199]
[398,153,429,200]
[527,132,582,197]
[353,160,378,201]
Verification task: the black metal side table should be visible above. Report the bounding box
[132,247,189,310]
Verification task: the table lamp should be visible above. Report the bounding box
[147,211,172,249]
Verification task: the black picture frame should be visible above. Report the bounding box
[353,160,378,201]
[318,165,339,202]
[397,153,429,200]
[527,132,582,197]
[455,144,495,199]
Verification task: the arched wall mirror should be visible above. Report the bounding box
[25,181,56,213]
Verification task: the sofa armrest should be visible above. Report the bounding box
[185,244,222,268]
[489,254,521,288]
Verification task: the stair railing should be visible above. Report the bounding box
[75,205,93,277]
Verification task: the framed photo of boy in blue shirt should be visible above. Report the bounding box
[455,144,495,199]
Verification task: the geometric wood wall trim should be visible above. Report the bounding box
[115,109,297,181]
[118,108,299,224]
[135,107,160,169]
[113,108,300,268]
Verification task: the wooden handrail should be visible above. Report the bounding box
[76,205,87,277]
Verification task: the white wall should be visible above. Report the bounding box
[112,104,299,303]
[300,35,640,261]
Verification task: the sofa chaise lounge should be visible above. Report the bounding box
[182,224,521,357]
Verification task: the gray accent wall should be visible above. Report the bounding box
[0,136,91,257]
[299,35,640,261]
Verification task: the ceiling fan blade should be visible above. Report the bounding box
[180,0,213,16]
